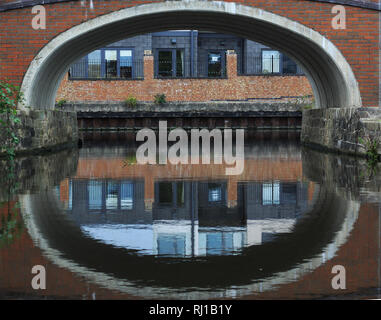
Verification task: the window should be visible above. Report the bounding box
[262,182,280,205]
[262,50,280,74]
[88,180,103,210]
[281,183,297,204]
[120,50,133,78]
[158,182,173,204]
[88,50,101,78]
[157,182,185,206]
[156,49,184,78]
[282,54,298,74]
[68,180,73,210]
[208,183,222,202]
[206,232,234,255]
[106,182,118,209]
[208,52,223,77]
[157,234,186,257]
[105,50,117,78]
[121,181,134,210]
[70,48,135,79]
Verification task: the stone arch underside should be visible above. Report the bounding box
[20,1,362,110]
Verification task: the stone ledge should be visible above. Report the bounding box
[60,101,306,115]
[0,109,78,156]
[301,107,381,157]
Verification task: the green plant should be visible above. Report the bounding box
[154,93,166,105]
[359,136,379,166]
[123,153,137,166]
[0,200,24,249]
[124,95,137,108]
[0,81,23,159]
[298,95,315,110]
[0,81,25,247]
[57,99,67,107]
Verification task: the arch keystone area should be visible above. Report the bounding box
[20,1,362,110]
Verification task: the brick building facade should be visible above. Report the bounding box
[57,44,312,103]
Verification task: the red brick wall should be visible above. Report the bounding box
[56,53,313,102]
[0,0,379,106]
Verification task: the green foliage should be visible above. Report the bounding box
[154,93,166,105]
[123,153,137,166]
[298,95,315,110]
[0,81,25,247]
[0,201,24,249]
[124,95,137,108]
[57,99,67,107]
[359,136,379,166]
[0,81,23,159]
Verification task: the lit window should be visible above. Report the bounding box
[88,180,103,210]
[69,48,135,79]
[105,50,117,78]
[262,50,280,74]
[262,182,280,205]
[106,182,118,210]
[208,184,222,202]
[120,181,134,210]
[208,52,223,77]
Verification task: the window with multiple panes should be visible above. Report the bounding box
[70,48,134,79]
[156,49,184,78]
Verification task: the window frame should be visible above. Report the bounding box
[155,48,185,78]
[80,47,135,79]
[206,50,226,78]
[261,49,282,75]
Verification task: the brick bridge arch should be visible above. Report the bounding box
[1,0,379,110]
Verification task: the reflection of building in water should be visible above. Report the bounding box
[59,178,316,257]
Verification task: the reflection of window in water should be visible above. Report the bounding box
[281,183,297,204]
[206,232,234,255]
[208,183,222,202]
[159,182,173,205]
[177,182,185,207]
[121,181,134,210]
[106,182,119,210]
[158,182,185,207]
[157,234,186,256]
[88,180,103,210]
[262,182,280,205]
[262,232,277,243]
[68,180,72,210]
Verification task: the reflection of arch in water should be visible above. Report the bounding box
[20,183,359,299]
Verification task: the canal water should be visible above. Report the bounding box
[0,130,380,299]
